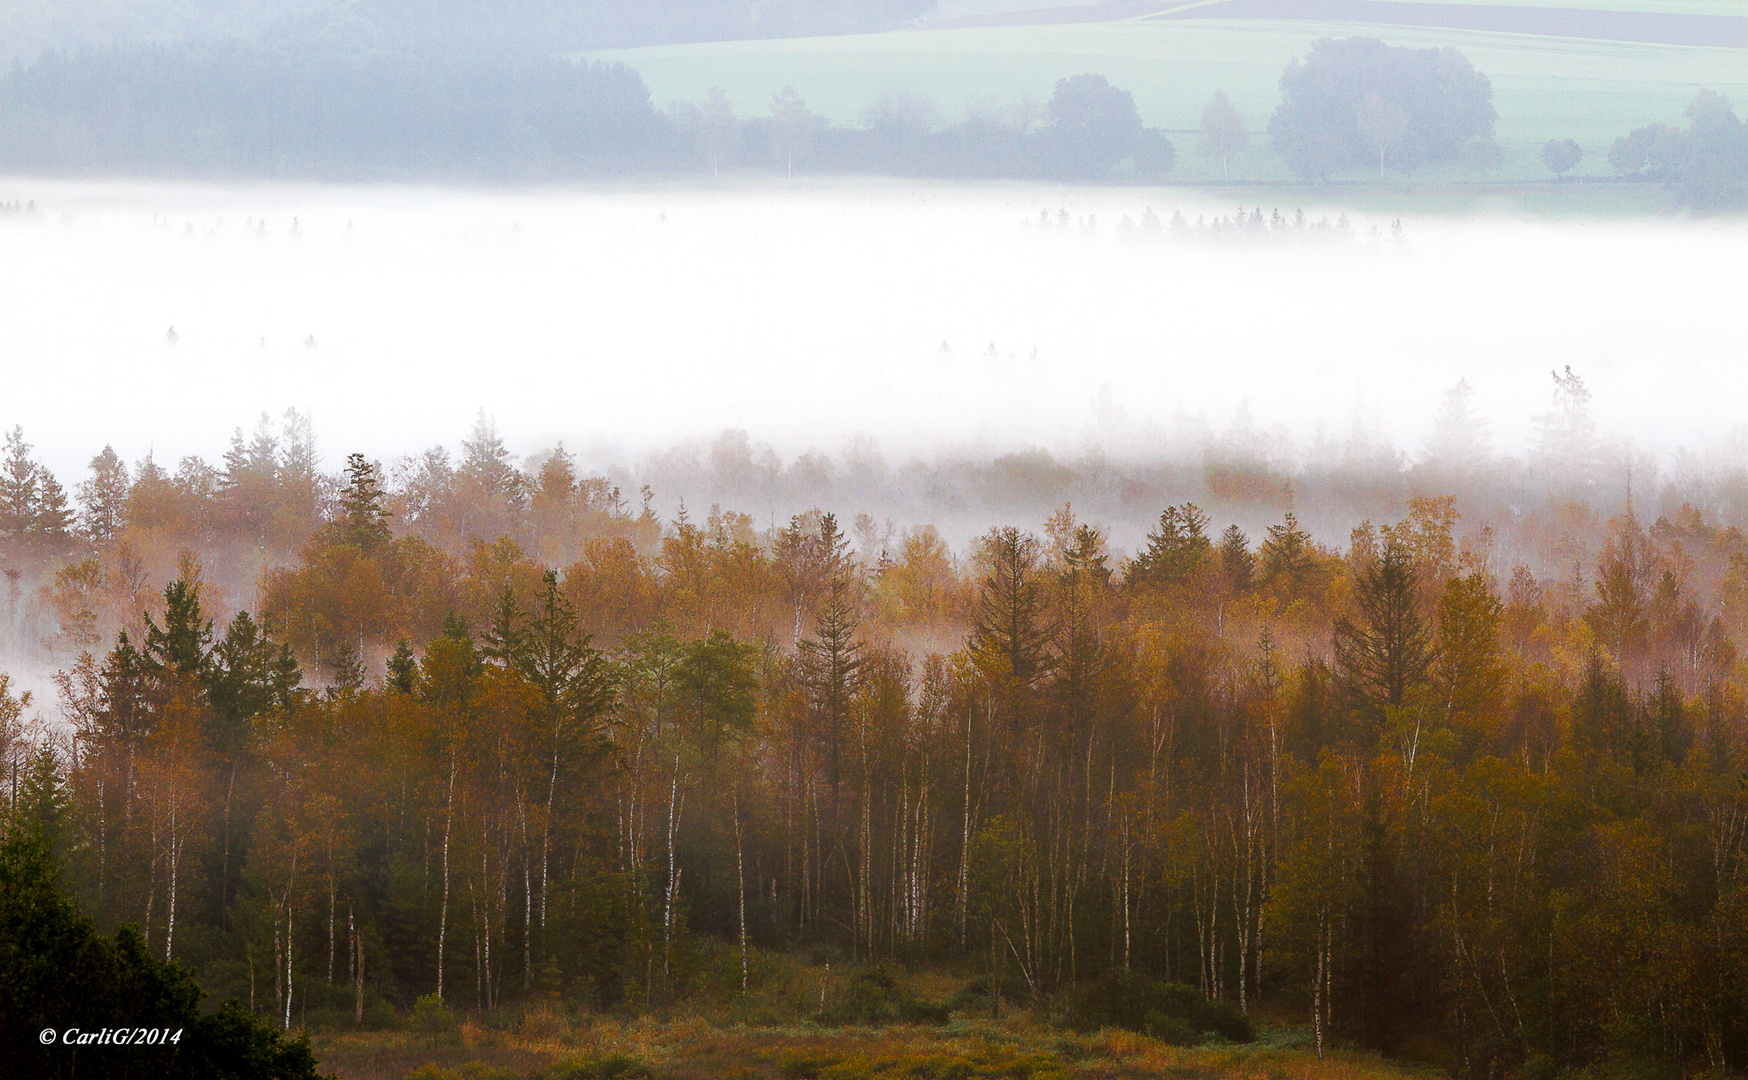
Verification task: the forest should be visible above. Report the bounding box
[0,383,1745,1080]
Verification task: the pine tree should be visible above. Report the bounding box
[78,445,130,543]
[518,570,614,731]
[1130,503,1211,591]
[1260,512,1316,597]
[971,526,1052,732]
[800,573,866,805]
[1334,540,1433,737]
[482,586,526,665]
[31,469,74,546]
[461,411,525,511]
[17,743,68,853]
[1219,523,1254,596]
[143,579,214,679]
[338,453,392,551]
[0,426,38,538]
[387,640,419,693]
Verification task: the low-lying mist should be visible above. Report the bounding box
[4,176,1748,702]
[4,177,1741,484]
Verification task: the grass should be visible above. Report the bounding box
[313,1013,1440,1080]
[587,18,1748,184]
[307,960,1443,1080]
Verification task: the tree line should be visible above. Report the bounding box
[2,422,1746,1079]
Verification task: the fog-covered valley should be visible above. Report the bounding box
[4,177,1743,495]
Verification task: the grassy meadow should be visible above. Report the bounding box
[306,956,1434,1080]
[314,1022,1435,1080]
[587,13,1748,185]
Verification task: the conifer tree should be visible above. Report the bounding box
[1334,540,1433,736]
[387,640,419,693]
[78,445,130,543]
[338,452,392,551]
[1218,523,1254,596]
[0,425,38,539]
[1130,503,1211,591]
[800,572,865,805]
[31,469,74,547]
[143,580,214,680]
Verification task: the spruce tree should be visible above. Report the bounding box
[78,445,130,543]
[143,580,214,679]
[32,469,74,546]
[0,425,38,538]
[339,453,392,551]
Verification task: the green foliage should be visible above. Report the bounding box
[1065,972,1255,1043]
[1041,73,1143,179]
[17,742,69,851]
[781,1046,1066,1080]
[339,452,393,551]
[1543,137,1583,174]
[1130,502,1211,592]
[0,827,326,1079]
[412,993,458,1034]
[820,965,950,1026]
[1270,37,1497,177]
[143,578,214,678]
[546,1054,658,1079]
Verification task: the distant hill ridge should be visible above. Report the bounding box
[932,0,1748,47]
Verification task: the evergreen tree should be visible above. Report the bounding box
[800,573,866,805]
[1333,540,1433,737]
[481,585,526,665]
[16,743,68,853]
[0,828,325,1080]
[338,453,392,551]
[971,526,1052,735]
[1260,512,1316,597]
[143,580,214,680]
[0,425,39,538]
[207,610,302,730]
[78,445,130,543]
[460,411,525,511]
[1130,503,1211,592]
[1218,523,1254,596]
[518,570,615,735]
[386,639,419,693]
[32,469,74,546]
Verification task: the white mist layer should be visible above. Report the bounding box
[1,177,1744,480]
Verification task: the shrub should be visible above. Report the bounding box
[820,964,949,1026]
[1065,972,1254,1043]
[412,993,457,1034]
[779,1050,846,1079]
[548,1053,658,1079]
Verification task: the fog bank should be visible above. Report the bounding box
[2,177,1743,484]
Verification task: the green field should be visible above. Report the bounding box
[589,16,1748,183]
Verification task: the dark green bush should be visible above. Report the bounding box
[1065,972,1254,1043]
[821,965,949,1026]
[546,1054,658,1080]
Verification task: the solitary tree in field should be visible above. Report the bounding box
[769,86,820,178]
[1542,138,1582,176]
[1199,90,1250,179]
[1043,74,1142,179]
[700,87,738,178]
